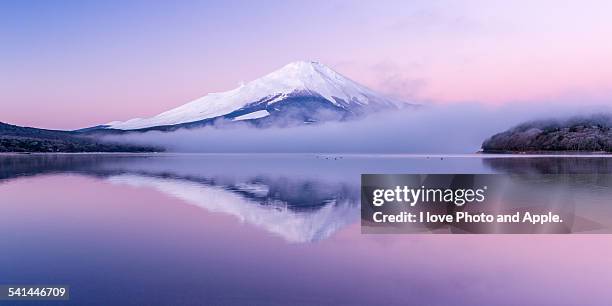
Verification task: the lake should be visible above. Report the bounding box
[1,153,612,305]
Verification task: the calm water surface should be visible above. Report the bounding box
[1,154,612,305]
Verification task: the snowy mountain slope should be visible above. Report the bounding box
[103,61,407,130]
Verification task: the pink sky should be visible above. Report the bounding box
[1,1,611,129]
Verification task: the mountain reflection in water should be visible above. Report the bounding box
[3,154,612,305]
[1,154,366,243]
[107,174,357,243]
[2,154,612,241]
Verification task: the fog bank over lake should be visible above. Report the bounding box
[104,103,612,153]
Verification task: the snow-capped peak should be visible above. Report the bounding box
[106,61,402,130]
[258,60,384,105]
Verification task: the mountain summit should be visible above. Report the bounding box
[102,61,407,131]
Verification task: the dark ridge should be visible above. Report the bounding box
[482,114,612,153]
[0,122,162,153]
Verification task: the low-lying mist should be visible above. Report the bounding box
[103,103,611,153]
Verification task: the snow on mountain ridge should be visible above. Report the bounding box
[107,61,400,130]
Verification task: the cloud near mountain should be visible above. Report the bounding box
[103,102,612,153]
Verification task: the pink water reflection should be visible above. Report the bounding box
[1,174,612,305]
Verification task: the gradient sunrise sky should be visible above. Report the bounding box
[2,0,612,129]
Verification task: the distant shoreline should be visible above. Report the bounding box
[480,150,611,155]
[2,152,612,158]
[0,151,162,156]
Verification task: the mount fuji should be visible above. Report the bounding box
[93,61,410,131]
